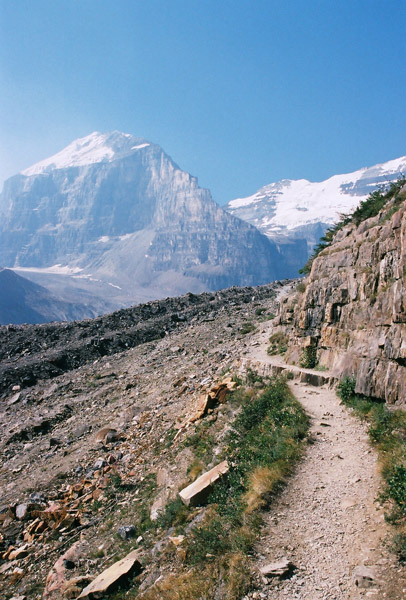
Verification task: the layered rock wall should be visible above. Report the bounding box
[280,193,406,406]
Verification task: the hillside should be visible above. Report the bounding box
[0,277,405,599]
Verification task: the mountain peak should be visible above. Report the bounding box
[21,131,152,176]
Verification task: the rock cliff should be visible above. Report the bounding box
[279,183,406,407]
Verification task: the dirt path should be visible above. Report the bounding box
[239,316,406,599]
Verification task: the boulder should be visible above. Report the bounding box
[353,565,376,589]
[179,460,229,506]
[259,558,294,578]
[77,549,142,599]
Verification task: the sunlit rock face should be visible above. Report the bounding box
[278,185,406,407]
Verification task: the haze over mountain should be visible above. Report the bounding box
[226,156,406,254]
[0,132,289,314]
[0,268,107,324]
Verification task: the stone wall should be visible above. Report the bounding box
[279,191,406,407]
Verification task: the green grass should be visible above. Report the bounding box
[185,376,309,586]
[132,374,309,600]
[337,378,406,562]
[183,420,217,462]
[239,321,256,335]
[267,331,288,355]
[299,346,317,369]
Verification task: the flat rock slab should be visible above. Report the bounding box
[353,565,376,589]
[179,460,229,506]
[77,549,142,599]
[259,558,294,578]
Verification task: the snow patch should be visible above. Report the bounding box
[13,264,83,275]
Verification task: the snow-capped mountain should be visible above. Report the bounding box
[21,131,151,176]
[0,132,288,316]
[226,156,406,253]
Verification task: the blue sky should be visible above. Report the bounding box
[1,0,405,203]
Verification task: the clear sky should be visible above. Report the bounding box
[1,0,405,203]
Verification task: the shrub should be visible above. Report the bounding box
[337,376,356,401]
[240,321,256,335]
[337,378,406,563]
[392,533,406,563]
[184,377,308,593]
[299,346,317,369]
[387,466,406,516]
[267,332,288,355]
[156,496,190,530]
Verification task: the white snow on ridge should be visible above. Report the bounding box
[228,156,406,233]
[21,131,150,176]
[12,264,83,275]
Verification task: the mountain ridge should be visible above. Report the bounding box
[226,154,406,252]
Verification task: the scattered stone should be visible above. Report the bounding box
[7,392,21,406]
[63,559,76,569]
[95,427,118,444]
[9,544,30,560]
[353,565,376,588]
[93,459,106,470]
[259,558,294,578]
[168,535,185,546]
[77,549,142,599]
[105,430,119,443]
[117,525,137,540]
[15,504,29,521]
[179,460,229,506]
[72,424,91,439]
[43,541,87,600]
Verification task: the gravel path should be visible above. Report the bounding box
[240,315,406,600]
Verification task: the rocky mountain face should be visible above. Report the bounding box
[0,132,288,315]
[0,268,108,325]
[226,156,406,269]
[277,184,406,407]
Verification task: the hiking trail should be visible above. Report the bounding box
[240,310,406,599]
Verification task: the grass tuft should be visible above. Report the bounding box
[337,378,406,562]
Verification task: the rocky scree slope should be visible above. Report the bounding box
[277,183,406,407]
[0,283,291,396]
[0,281,283,598]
